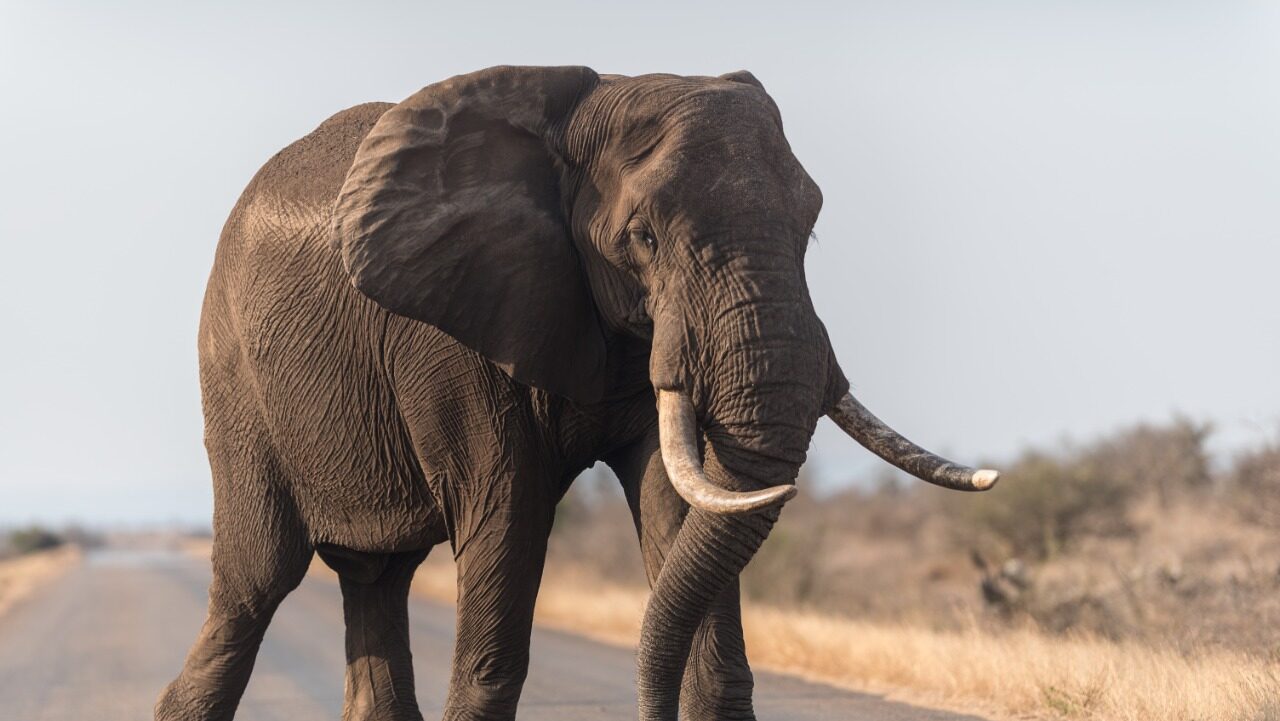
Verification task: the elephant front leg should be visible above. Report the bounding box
[443,511,550,720]
[610,433,758,721]
[327,548,430,721]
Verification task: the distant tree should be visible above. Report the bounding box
[7,526,64,555]
[1227,438,1280,524]
[958,447,1134,560]
[1088,416,1212,505]
[59,524,105,549]
[955,418,1212,559]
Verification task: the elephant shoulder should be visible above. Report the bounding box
[205,102,397,367]
[217,102,394,267]
[254,102,395,206]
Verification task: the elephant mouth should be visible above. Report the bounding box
[656,385,999,516]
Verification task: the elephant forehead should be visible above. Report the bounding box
[637,89,775,145]
[625,141,821,236]
[566,75,777,159]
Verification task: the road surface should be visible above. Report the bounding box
[0,549,986,720]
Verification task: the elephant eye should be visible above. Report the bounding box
[628,227,657,257]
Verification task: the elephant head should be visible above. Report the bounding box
[331,65,997,719]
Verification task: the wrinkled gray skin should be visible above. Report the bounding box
[157,66,848,721]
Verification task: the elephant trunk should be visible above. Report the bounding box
[635,451,796,720]
[639,296,831,720]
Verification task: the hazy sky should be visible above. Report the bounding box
[1,1,1277,525]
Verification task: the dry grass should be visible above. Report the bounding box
[743,607,1280,721]
[409,557,1280,721]
[0,546,80,619]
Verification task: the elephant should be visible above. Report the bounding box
[156,65,998,721]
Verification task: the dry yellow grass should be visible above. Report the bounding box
[410,558,1280,721]
[0,546,80,619]
[743,607,1280,721]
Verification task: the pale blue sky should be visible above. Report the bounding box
[1,1,1277,524]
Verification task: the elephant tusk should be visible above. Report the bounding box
[828,391,999,491]
[656,389,798,514]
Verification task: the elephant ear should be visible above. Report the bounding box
[719,70,766,90]
[332,66,606,404]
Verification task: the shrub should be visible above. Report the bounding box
[954,418,1211,560]
[1227,439,1280,524]
[1088,417,1212,504]
[957,448,1134,560]
[6,526,65,555]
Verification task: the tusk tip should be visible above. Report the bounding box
[971,469,1000,490]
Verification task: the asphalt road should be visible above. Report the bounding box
[0,550,986,720]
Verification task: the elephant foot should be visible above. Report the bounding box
[682,702,757,721]
[154,675,234,721]
[680,678,757,721]
[441,687,522,721]
[343,692,425,721]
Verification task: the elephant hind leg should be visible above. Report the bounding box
[155,445,312,721]
[324,547,429,721]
